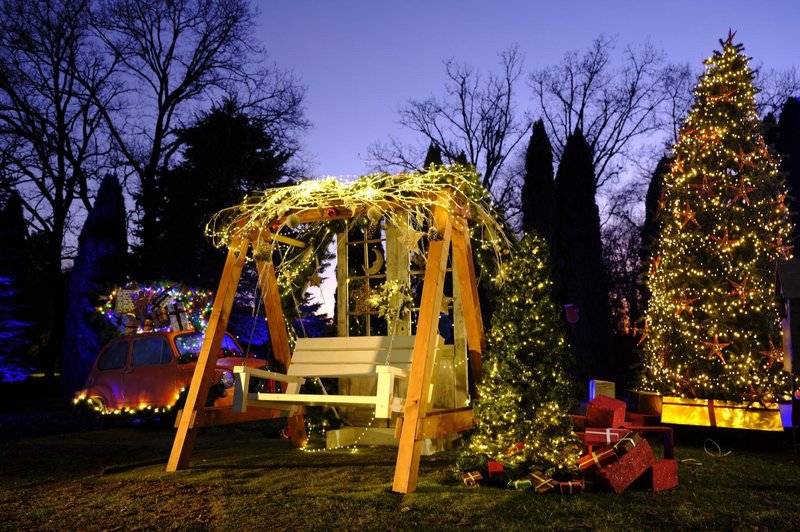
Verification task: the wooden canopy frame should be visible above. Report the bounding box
[166,193,485,494]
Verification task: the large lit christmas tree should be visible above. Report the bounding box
[457,235,579,477]
[640,33,793,403]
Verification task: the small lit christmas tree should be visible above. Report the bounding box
[457,234,579,477]
[640,33,793,402]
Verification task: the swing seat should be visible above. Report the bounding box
[232,335,425,419]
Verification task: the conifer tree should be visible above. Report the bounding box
[423,143,443,167]
[62,175,128,394]
[554,129,613,382]
[640,36,793,402]
[457,235,579,477]
[521,120,555,245]
[777,97,800,239]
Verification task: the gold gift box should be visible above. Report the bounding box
[660,396,783,431]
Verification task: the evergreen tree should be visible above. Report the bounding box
[521,120,555,246]
[155,99,291,286]
[423,143,443,167]
[641,37,793,402]
[777,98,800,239]
[457,234,579,476]
[0,193,33,381]
[554,129,613,382]
[62,175,128,394]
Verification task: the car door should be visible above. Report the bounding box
[92,340,130,410]
[124,336,177,409]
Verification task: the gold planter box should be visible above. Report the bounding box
[660,396,783,431]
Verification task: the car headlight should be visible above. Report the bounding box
[219,370,235,389]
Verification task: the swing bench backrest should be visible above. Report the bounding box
[286,335,417,377]
[232,335,429,419]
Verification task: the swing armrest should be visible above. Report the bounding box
[375,365,409,379]
[233,365,305,384]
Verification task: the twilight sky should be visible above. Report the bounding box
[257,0,800,178]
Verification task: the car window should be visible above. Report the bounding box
[98,342,128,370]
[174,332,204,357]
[174,332,242,358]
[131,337,173,366]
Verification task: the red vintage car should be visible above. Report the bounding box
[75,330,267,414]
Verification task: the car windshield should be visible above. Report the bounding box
[174,332,242,358]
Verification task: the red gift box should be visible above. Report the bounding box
[586,395,627,428]
[571,414,587,431]
[596,438,657,494]
[504,442,525,456]
[580,428,630,446]
[487,461,504,479]
[558,480,590,494]
[578,445,618,471]
[633,459,679,492]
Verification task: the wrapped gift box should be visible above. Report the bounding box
[586,395,627,428]
[596,438,657,494]
[579,428,631,446]
[559,479,591,494]
[487,460,505,479]
[578,446,618,472]
[633,459,679,492]
[528,469,558,493]
[461,471,483,487]
[612,431,643,455]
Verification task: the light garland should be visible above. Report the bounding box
[206,165,513,286]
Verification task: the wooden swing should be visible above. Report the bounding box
[166,185,486,494]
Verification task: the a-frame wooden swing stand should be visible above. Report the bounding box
[166,198,485,494]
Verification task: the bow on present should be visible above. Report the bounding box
[461,471,483,487]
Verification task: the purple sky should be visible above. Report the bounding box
[257,1,800,178]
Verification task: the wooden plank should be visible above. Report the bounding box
[336,228,348,336]
[295,335,418,351]
[289,351,414,365]
[451,222,485,383]
[417,408,474,440]
[392,205,453,494]
[256,258,307,447]
[167,234,250,471]
[245,393,381,410]
[285,363,412,377]
[174,406,284,428]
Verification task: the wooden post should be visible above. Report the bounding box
[392,205,452,493]
[450,221,485,383]
[256,259,307,447]
[167,235,250,471]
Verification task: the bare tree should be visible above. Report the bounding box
[369,46,528,204]
[0,0,115,374]
[530,35,680,191]
[756,66,800,117]
[90,0,308,275]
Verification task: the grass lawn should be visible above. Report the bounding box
[1,418,799,531]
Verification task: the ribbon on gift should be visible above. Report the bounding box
[528,470,557,493]
[507,479,532,490]
[559,480,586,495]
[578,446,617,471]
[504,442,525,456]
[461,471,482,487]
[612,432,643,455]
[584,428,630,445]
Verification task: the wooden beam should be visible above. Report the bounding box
[167,235,249,471]
[256,259,307,447]
[392,205,452,494]
[417,408,473,440]
[451,221,485,383]
[174,406,284,429]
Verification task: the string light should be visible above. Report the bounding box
[640,37,793,404]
